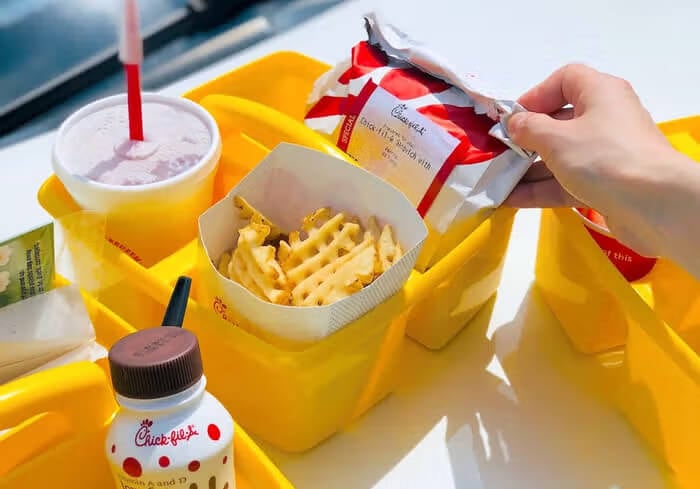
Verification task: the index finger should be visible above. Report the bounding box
[518,63,604,114]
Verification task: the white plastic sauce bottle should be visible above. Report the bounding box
[105,326,235,489]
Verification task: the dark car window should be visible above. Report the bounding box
[0,0,346,149]
[0,1,189,112]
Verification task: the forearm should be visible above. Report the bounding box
[640,151,700,279]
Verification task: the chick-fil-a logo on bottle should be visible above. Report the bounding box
[134,419,199,448]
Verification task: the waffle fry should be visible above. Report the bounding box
[217,251,232,277]
[367,216,403,275]
[217,198,403,307]
[233,195,283,241]
[228,223,291,305]
[280,209,377,306]
[291,230,376,306]
[280,209,361,274]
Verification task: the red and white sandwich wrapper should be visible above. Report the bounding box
[576,208,657,282]
[305,12,535,271]
[196,143,427,345]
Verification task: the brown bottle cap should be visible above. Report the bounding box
[108,327,203,400]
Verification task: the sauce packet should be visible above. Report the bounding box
[0,223,54,309]
[305,12,534,270]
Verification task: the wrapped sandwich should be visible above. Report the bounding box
[305,12,534,271]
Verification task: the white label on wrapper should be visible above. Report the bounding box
[340,83,460,213]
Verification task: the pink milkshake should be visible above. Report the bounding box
[52,92,222,266]
[59,101,212,186]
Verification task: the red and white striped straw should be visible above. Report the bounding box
[119,0,144,141]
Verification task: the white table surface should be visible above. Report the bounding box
[4,0,700,487]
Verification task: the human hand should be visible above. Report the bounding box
[503,64,696,257]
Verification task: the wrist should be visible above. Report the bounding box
[638,149,700,271]
[602,147,699,261]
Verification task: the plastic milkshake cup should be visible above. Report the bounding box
[52,92,222,266]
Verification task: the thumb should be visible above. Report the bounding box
[507,111,566,161]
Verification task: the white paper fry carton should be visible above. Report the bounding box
[304,11,535,271]
[197,143,427,345]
